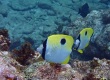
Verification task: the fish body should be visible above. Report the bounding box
[37,34,74,64]
[37,28,94,63]
[78,3,90,17]
[74,28,94,54]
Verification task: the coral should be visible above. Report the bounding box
[24,57,110,79]
[8,0,38,11]
[82,73,100,80]
[0,51,24,80]
[24,61,84,80]
[0,29,11,51]
[90,58,100,69]
[1,50,110,80]
[0,3,9,18]
[0,29,8,37]
[95,24,110,58]
[37,2,53,10]
[0,0,109,55]
[70,9,110,60]
[102,11,110,25]
[70,58,110,80]
[12,42,35,65]
[99,0,110,4]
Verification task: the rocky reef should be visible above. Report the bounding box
[0,29,11,51]
[12,42,35,65]
[0,29,109,79]
[24,57,110,80]
[0,51,25,80]
[0,0,110,59]
[70,9,110,60]
[0,51,110,79]
[0,0,109,48]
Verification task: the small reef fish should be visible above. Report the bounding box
[37,28,93,64]
[78,3,90,17]
[73,28,94,54]
[37,34,74,64]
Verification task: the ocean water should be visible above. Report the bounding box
[0,0,110,60]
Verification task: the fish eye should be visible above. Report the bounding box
[85,31,87,35]
[60,38,66,45]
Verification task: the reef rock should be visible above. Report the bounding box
[8,0,38,11]
[71,57,110,79]
[70,9,110,59]
[0,4,9,18]
[24,61,84,80]
[0,51,25,80]
[24,57,110,80]
[0,50,110,79]
[0,0,110,59]
[0,29,11,51]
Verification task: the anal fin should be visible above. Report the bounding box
[61,55,70,64]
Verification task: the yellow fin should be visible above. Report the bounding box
[78,50,83,54]
[85,43,89,48]
[61,55,70,64]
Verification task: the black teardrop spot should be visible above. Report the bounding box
[85,31,87,35]
[60,38,66,45]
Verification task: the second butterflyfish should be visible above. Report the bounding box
[37,28,94,64]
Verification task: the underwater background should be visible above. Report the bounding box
[0,0,110,60]
[0,0,110,80]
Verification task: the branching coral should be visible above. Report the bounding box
[12,42,35,66]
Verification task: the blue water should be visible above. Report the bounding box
[0,0,110,60]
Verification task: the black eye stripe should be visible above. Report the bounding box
[42,39,47,59]
[85,31,87,35]
[60,38,66,45]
